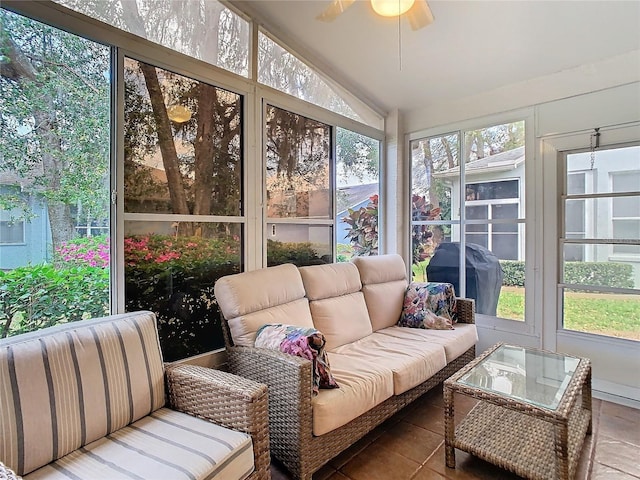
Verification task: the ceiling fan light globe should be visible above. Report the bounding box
[167,104,192,123]
[371,0,415,17]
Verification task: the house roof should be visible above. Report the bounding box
[336,182,378,213]
[434,146,525,179]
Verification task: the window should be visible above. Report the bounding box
[258,32,365,124]
[561,145,640,341]
[265,105,332,266]
[54,0,250,76]
[465,180,520,260]
[336,128,380,261]
[123,57,244,360]
[0,9,111,336]
[410,121,526,321]
[612,171,640,255]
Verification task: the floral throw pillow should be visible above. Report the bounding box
[399,282,457,330]
[255,324,339,394]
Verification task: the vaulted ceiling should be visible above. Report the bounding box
[232,1,640,116]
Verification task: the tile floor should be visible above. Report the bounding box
[270,384,640,480]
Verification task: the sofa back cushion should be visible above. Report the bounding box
[299,263,372,350]
[214,263,314,346]
[352,254,408,331]
[0,311,165,476]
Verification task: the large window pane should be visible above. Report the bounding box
[562,145,640,341]
[336,128,379,261]
[124,221,241,361]
[0,10,111,336]
[567,145,640,194]
[563,289,640,340]
[55,0,249,76]
[267,224,332,266]
[464,123,525,318]
[265,105,330,219]
[124,58,242,216]
[258,32,363,123]
[411,133,460,222]
[124,58,244,360]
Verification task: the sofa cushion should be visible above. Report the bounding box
[299,262,362,300]
[0,311,165,476]
[254,324,338,394]
[300,263,373,350]
[311,353,394,436]
[308,293,372,350]
[23,408,254,480]
[400,282,458,327]
[330,333,447,395]
[214,264,314,346]
[377,323,479,363]
[352,254,408,331]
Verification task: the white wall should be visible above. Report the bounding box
[404,50,640,134]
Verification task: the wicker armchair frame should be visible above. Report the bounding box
[166,365,271,480]
[222,297,476,480]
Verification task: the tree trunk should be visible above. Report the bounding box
[193,84,217,216]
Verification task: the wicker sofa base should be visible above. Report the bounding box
[228,345,475,480]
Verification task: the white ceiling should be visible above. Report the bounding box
[232,0,640,116]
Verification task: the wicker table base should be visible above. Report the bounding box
[444,343,592,480]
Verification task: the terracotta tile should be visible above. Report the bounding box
[326,472,350,480]
[594,436,640,477]
[314,464,338,480]
[371,420,444,464]
[597,414,640,447]
[423,445,520,480]
[404,403,445,435]
[410,466,448,479]
[600,400,640,422]
[327,427,384,469]
[591,462,640,479]
[340,442,421,480]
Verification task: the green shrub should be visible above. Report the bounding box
[0,264,109,338]
[565,262,634,289]
[267,239,327,267]
[500,260,526,287]
[342,194,378,256]
[499,260,634,288]
[124,234,241,361]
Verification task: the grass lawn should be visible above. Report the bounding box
[498,287,640,340]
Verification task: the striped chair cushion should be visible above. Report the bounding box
[0,311,165,476]
[22,408,254,480]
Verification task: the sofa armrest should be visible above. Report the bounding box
[165,365,270,480]
[225,345,315,462]
[456,298,476,324]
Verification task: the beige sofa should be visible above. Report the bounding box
[0,311,270,480]
[214,254,478,480]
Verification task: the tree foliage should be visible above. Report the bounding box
[0,9,110,249]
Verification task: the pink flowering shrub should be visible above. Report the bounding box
[55,235,110,268]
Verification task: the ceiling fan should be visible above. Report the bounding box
[317,0,434,30]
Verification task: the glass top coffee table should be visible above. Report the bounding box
[444,343,592,480]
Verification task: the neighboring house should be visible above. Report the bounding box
[336,182,379,245]
[0,181,52,270]
[435,146,525,262]
[436,145,640,284]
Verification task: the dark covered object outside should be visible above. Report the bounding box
[426,242,503,315]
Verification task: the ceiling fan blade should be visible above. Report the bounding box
[406,0,434,30]
[316,0,356,22]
